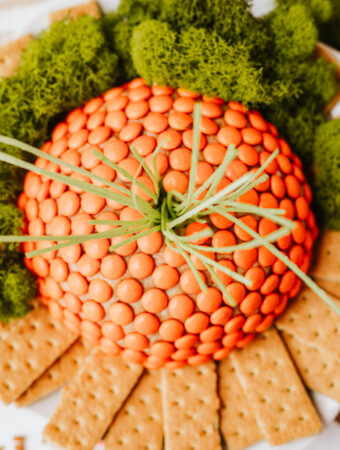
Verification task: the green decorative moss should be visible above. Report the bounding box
[0,16,121,320]
[0,258,36,322]
[276,0,334,24]
[265,4,318,60]
[102,0,162,81]
[313,119,340,229]
[132,20,272,105]
[0,16,119,202]
[0,204,23,253]
[319,0,340,49]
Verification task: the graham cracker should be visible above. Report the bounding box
[0,34,32,77]
[282,330,340,403]
[16,339,91,407]
[314,277,340,300]
[219,357,263,450]
[230,328,322,446]
[105,371,163,450]
[276,287,340,362]
[0,306,77,405]
[162,361,221,450]
[310,230,340,280]
[49,1,101,23]
[0,322,9,340]
[43,349,143,450]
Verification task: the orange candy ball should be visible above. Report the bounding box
[22,78,317,368]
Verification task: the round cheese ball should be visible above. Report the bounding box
[20,78,317,369]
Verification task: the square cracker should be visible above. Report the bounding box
[105,371,163,450]
[282,330,340,403]
[0,306,77,404]
[162,361,221,450]
[219,357,263,450]
[43,349,143,450]
[231,328,322,446]
[49,1,101,23]
[276,287,340,361]
[0,322,9,341]
[0,34,32,77]
[313,277,340,300]
[310,230,340,280]
[16,339,91,407]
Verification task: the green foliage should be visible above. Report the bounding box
[266,4,318,60]
[265,100,325,165]
[312,120,340,229]
[278,0,340,49]
[132,20,272,105]
[102,0,162,81]
[0,16,120,320]
[0,257,36,322]
[0,203,23,253]
[319,0,340,49]
[276,0,334,23]
[0,16,119,202]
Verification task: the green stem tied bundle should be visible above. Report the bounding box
[0,104,339,315]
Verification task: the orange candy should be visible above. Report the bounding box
[159,319,184,341]
[142,288,168,313]
[134,312,160,335]
[100,254,126,279]
[128,253,154,279]
[116,278,143,303]
[137,231,163,254]
[168,294,194,320]
[163,170,188,194]
[180,269,206,295]
[163,245,186,267]
[88,279,112,303]
[109,302,134,325]
[152,265,179,290]
[21,79,316,368]
[197,287,222,313]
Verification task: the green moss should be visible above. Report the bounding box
[266,3,318,60]
[0,203,23,253]
[117,0,161,24]
[101,1,162,81]
[0,16,119,321]
[319,0,340,49]
[0,257,36,322]
[276,0,333,23]
[0,16,120,202]
[312,119,340,229]
[132,20,271,105]
[265,99,325,165]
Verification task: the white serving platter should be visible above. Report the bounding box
[0,1,339,449]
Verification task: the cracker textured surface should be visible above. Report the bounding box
[0,306,77,405]
[276,288,340,361]
[162,361,221,450]
[314,278,340,300]
[231,328,322,446]
[49,0,101,23]
[16,339,91,407]
[0,34,32,77]
[43,349,143,450]
[219,357,262,450]
[0,322,9,341]
[311,230,340,279]
[105,371,163,450]
[282,330,340,403]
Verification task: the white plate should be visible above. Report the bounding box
[0,1,339,448]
